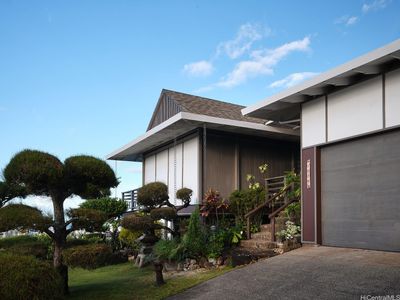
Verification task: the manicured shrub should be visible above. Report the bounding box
[176,188,193,205]
[121,213,154,231]
[0,252,64,300]
[64,155,119,199]
[0,204,52,232]
[182,208,206,258]
[118,227,141,252]
[150,207,177,221]
[0,234,52,260]
[67,207,108,232]
[63,243,126,269]
[137,182,169,207]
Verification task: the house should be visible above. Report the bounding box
[107,89,300,215]
[243,39,400,252]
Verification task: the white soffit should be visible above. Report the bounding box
[242,39,400,121]
[106,112,299,162]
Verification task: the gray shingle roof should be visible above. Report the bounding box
[163,89,266,124]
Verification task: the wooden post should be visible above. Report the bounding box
[271,217,275,242]
[284,176,288,204]
[247,217,251,240]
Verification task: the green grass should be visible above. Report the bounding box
[68,262,232,300]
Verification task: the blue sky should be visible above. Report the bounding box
[1,0,399,212]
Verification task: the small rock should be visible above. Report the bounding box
[198,257,208,268]
[176,262,184,271]
[216,257,224,266]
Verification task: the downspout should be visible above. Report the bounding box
[202,123,207,205]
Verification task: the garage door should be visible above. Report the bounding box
[321,130,400,252]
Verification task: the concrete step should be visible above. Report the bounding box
[240,239,277,249]
[251,231,272,241]
[259,224,272,232]
[231,247,277,266]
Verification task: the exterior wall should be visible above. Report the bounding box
[204,130,300,200]
[385,68,400,128]
[327,76,382,141]
[182,137,199,205]
[143,136,199,205]
[204,134,236,199]
[301,97,326,148]
[300,68,400,244]
[144,155,156,183]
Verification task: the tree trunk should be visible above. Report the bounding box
[154,261,165,286]
[52,198,69,295]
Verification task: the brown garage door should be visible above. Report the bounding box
[321,130,400,252]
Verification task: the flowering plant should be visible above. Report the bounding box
[276,220,300,241]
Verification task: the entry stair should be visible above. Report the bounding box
[232,175,300,264]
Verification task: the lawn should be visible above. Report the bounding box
[68,262,232,300]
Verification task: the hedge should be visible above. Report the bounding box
[0,252,64,300]
[63,243,127,269]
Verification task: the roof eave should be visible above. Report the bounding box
[242,39,400,120]
[106,112,299,162]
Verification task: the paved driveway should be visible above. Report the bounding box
[168,246,400,300]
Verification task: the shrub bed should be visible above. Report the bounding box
[0,252,63,300]
[63,243,127,269]
[0,235,52,260]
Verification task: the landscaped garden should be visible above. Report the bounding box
[0,151,301,300]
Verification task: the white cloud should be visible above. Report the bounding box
[362,0,391,13]
[217,36,311,88]
[335,15,359,26]
[10,195,84,216]
[269,72,319,89]
[183,60,214,77]
[346,16,359,25]
[216,23,266,59]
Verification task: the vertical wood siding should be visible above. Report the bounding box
[147,95,181,130]
[204,131,299,200]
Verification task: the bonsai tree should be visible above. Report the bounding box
[121,182,192,285]
[0,149,118,294]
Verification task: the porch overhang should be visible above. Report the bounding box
[106,111,299,162]
[242,39,400,121]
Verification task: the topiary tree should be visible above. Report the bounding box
[121,183,192,286]
[0,149,118,294]
[122,183,193,238]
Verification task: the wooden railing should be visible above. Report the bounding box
[122,188,139,211]
[244,183,294,240]
[268,197,299,242]
[265,175,286,200]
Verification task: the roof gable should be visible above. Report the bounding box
[147,89,265,131]
[146,91,183,131]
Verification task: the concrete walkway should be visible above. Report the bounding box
[168,246,400,300]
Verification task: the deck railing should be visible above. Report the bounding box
[122,188,139,211]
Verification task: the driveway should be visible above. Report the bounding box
[168,246,400,300]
